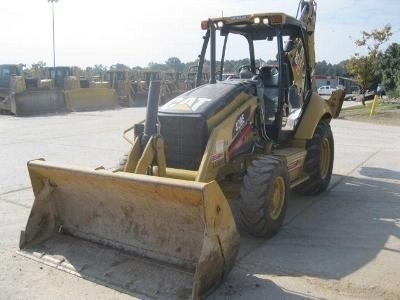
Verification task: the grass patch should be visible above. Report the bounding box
[340,100,400,126]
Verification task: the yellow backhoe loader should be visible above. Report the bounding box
[18,1,344,298]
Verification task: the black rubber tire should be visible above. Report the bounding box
[239,156,289,238]
[294,119,334,195]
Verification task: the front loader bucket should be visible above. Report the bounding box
[19,159,240,299]
[64,87,119,112]
[12,89,66,116]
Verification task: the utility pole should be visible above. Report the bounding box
[48,0,59,74]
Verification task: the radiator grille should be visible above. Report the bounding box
[158,115,208,170]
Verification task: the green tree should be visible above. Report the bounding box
[93,64,107,73]
[355,25,393,57]
[165,57,185,73]
[315,60,328,75]
[346,25,392,104]
[347,55,376,92]
[379,43,400,91]
[315,60,347,76]
[148,61,169,71]
[111,63,130,70]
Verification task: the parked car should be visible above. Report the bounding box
[317,85,336,95]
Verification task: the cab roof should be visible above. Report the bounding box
[202,13,305,40]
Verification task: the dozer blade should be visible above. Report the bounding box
[12,89,66,116]
[19,159,240,299]
[64,88,119,112]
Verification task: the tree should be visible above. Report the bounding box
[346,25,392,105]
[355,25,393,57]
[29,61,47,78]
[111,63,130,70]
[148,61,169,71]
[33,61,46,68]
[315,60,348,76]
[93,64,107,72]
[315,60,328,75]
[347,55,376,93]
[165,57,185,73]
[379,43,400,91]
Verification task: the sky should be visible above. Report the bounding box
[1,0,399,68]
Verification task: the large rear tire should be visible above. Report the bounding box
[294,119,334,195]
[239,156,289,238]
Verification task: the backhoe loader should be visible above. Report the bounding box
[18,1,344,298]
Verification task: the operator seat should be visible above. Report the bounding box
[257,66,279,124]
[239,68,253,79]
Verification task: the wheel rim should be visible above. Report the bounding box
[268,176,285,220]
[320,137,331,179]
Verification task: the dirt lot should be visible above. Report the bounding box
[340,98,400,126]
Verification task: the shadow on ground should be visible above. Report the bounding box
[212,170,400,298]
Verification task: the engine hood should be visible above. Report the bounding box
[159,80,256,118]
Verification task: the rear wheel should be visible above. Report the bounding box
[294,119,334,195]
[239,156,289,238]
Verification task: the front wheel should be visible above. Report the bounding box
[294,119,334,195]
[239,156,289,238]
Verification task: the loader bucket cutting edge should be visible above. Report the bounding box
[19,159,240,299]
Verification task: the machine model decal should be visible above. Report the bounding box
[232,107,250,138]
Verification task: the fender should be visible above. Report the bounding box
[294,92,333,140]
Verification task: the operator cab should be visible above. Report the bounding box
[48,66,74,89]
[0,64,21,88]
[197,12,312,142]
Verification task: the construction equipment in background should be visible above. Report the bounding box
[159,71,186,105]
[106,69,158,107]
[0,65,118,116]
[0,64,35,114]
[183,65,210,90]
[107,69,188,107]
[107,69,137,107]
[19,1,345,298]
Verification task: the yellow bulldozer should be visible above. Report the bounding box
[0,64,38,115]
[18,1,344,298]
[0,65,118,116]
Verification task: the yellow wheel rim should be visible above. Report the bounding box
[269,176,285,220]
[320,137,331,179]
